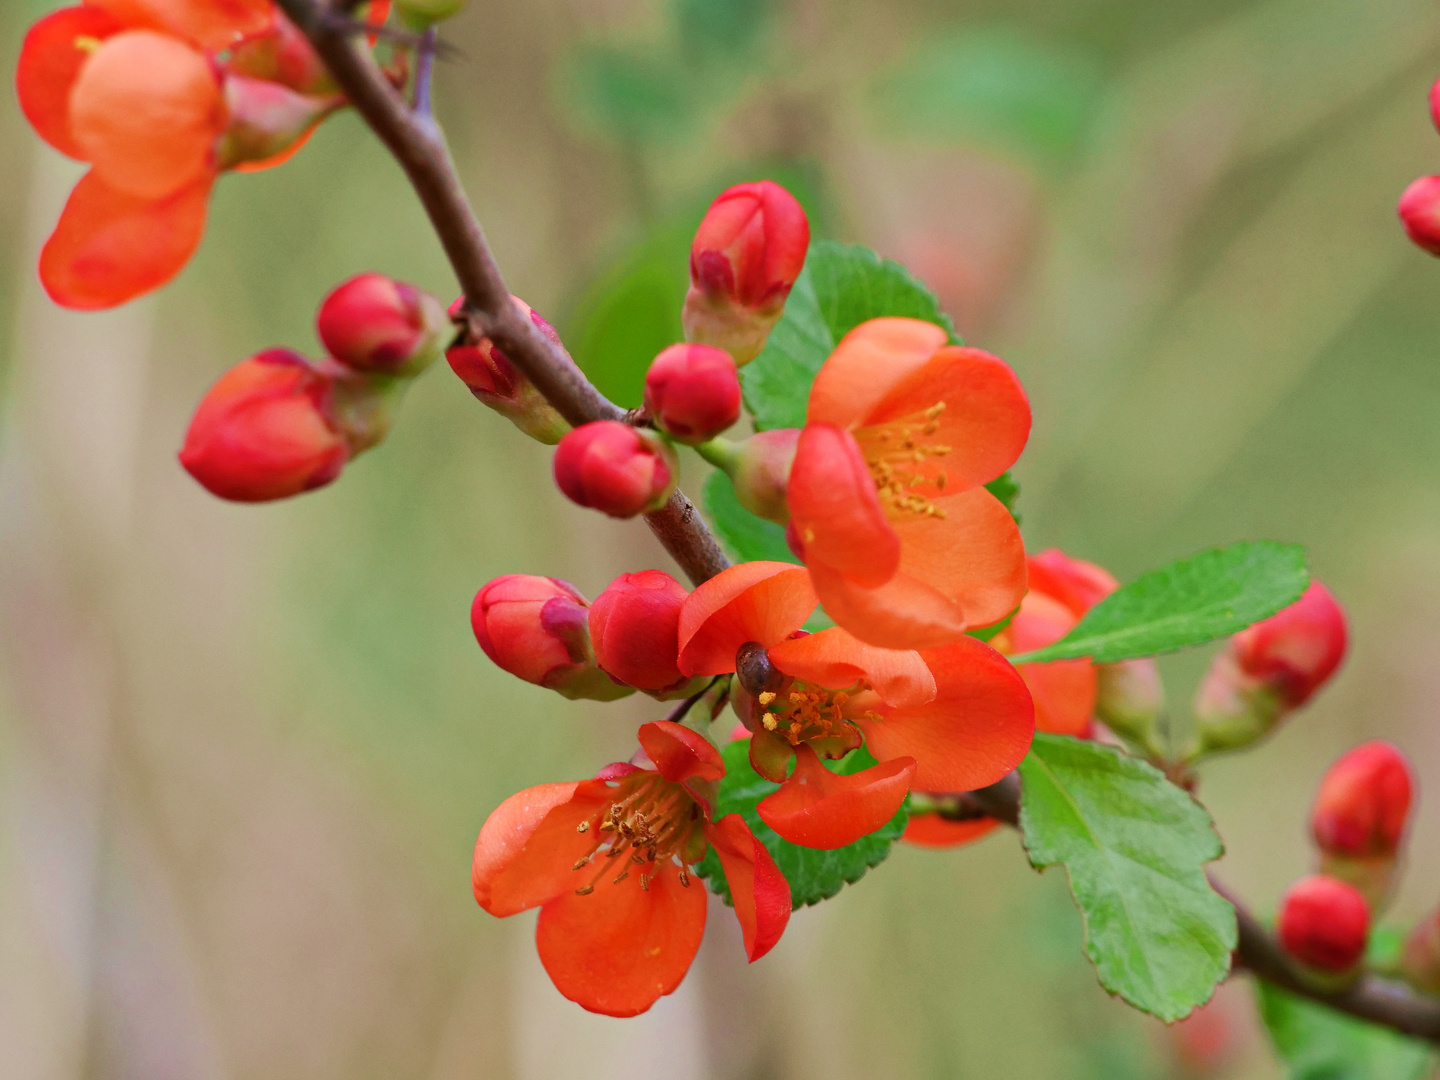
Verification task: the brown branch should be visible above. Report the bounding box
[942,769,1440,1044]
[274,0,728,586]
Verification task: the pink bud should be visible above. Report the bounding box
[1094,659,1164,747]
[1278,875,1369,973]
[553,421,678,519]
[727,428,799,524]
[1233,581,1347,709]
[316,273,448,375]
[1312,741,1414,860]
[1399,176,1440,256]
[1402,908,1440,993]
[470,575,632,701]
[216,75,341,171]
[445,296,570,444]
[683,180,809,365]
[589,570,701,698]
[1026,548,1118,619]
[178,349,349,502]
[1430,77,1440,133]
[643,343,741,443]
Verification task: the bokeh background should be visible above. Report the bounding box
[3,0,1440,1076]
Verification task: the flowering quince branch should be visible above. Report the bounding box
[273,0,728,585]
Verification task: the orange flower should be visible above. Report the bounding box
[17,1,351,309]
[903,548,1121,849]
[786,318,1031,650]
[472,721,790,1017]
[677,562,1034,850]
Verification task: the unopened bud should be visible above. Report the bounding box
[1399,176,1440,256]
[1094,659,1163,748]
[470,575,632,701]
[216,75,341,171]
[1311,741,1413,911]
[553,421,678,519]
[1402,908,1440,993]
[683,180,809,365]
[589,570,704,700]
[316,273,448,375]
[1195,581,1347,754]
[711,428,799,524]
[445,296,570,444]
[643,343,741,443]
[1277,874,1369,974]
[178,349,350,502]
[1430,77,1440,133]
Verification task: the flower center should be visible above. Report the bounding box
[853,402,951,519]
[755,682,871,746]
[570,774,702,894]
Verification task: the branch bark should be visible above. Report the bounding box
[946,769,1440,1043]
[273,0,728,586]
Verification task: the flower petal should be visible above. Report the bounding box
[812,486,1026,650]
[902,813,1001,848]
[756,746,915,849]
[788,423,900,586]
[536,864,707,1017]
[472,778,612,917]
[768,626,935,707]
[854,636,1033,791]
[40,169,212,310]
[17,5,127,160]
[1027,548,1118,620]
[677,561,817,676]
[704,814,791,961]
[88,0,274,50]
[1004,590,1095,737]
[638,720,725,786]
[861,346,1030,491]
[807,317,950,429]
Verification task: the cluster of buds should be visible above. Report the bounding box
[1275,740,1415,977]
[1399,80,1440,255]
[16,2,393,309]
[1193,581,1348,755]
[180,273,448,501]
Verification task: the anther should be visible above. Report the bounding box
[575,885,594,896]
[576,820,590,833]
[572,856,591,870]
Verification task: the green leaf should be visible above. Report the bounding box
[741,241,957,431]
[701,470,799,565]
[1257,982,1436,1080]
[867,30,1101,167]
[1018,733,1236,1021]
[1009,541,1309,665]
[696,739,906,909]
[985,470,1020,524]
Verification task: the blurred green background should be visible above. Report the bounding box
[3,0,1440,1076]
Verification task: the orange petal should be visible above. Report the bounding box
[855,636,1033,791]
[472,778,612,917]
[807,317,950,429]
[40,169,213,310]
[677,561,817,676]
[1021,659,1095,737]
[902,813,1001,848]
[638,720,725,785]
[1005,590,1076,654]
[17,5,127,160]
[788,423,900,586]
[536,864,707,1017]
[813,486,1027,650]
[861,346,1030,490]
[1027,548,1119,620]
[87,0,274,50]
[756,746,915,849]
[768,626,935,707]
[705,814,791,961]
[69,30,226,200]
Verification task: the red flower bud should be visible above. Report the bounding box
[445,296,570,444]
[589,570,702,698]
[1431,77,1440,133]
[726,428,799,524]
[1399,176,1440,256]
[178,349,349,502]
[470,575,632,702]
[1277,874,1369,973]
[683,180,809,365]
[216,75,341,171]
[553,421,678,519]
[316,273,448,375]
[1311,741,1414,860]
[643,343,741,443]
